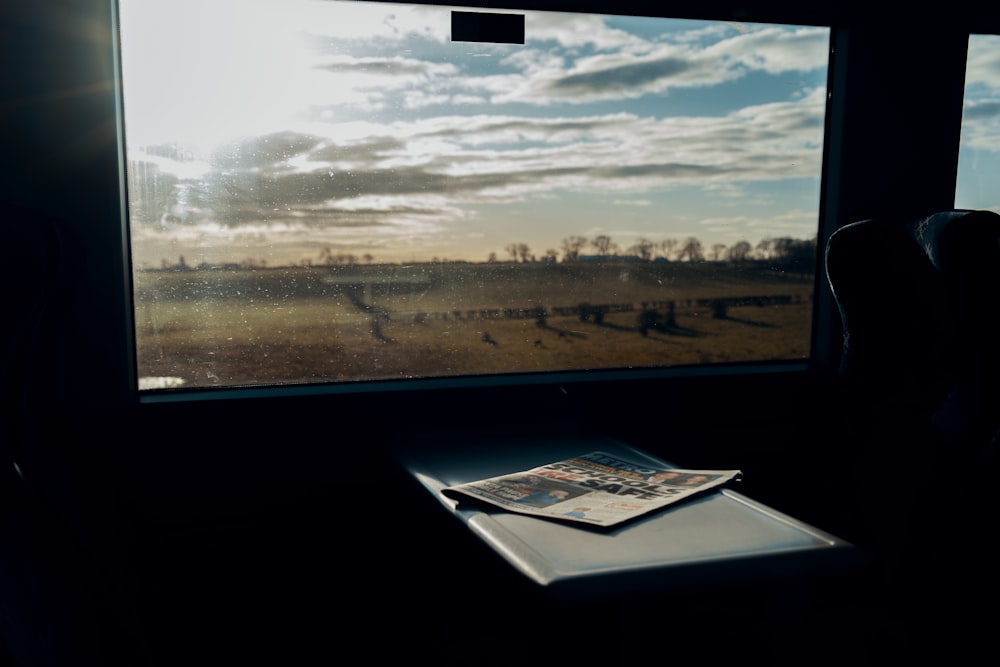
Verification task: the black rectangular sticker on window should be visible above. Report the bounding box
[451,11,524,45]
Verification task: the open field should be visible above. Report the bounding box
[133,261,815,390]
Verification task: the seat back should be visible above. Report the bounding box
[825,209,1000,459]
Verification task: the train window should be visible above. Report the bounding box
[117,0,830,394]
[956,33,1000,213]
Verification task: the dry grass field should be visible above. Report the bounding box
[133,261,815,390]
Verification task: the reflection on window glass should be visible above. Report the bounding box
[956,33,1000,213]
[119,0,829,391]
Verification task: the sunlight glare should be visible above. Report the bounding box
[119,0,318,150]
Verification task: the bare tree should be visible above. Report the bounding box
[630,238,655,261]
[756,238,773,260]
[660,238,679,261]
[591,234,614,255]
[505,243,519,262]
[726,240,753,263]
[561,236,587,261]
[769,236,817,274]
[517,243,531,263]
[710,243,727,261]
[678,236,704,262]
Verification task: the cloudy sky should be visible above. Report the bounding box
[119,0,837,267]
[957,33,1000,214]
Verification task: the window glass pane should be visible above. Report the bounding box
[119,0,829,391]
[956,33,1000,212]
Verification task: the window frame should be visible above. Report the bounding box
[5,1,987,409]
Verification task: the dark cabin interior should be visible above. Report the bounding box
[2,1,999,665]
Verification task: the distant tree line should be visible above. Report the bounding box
[151,234,815,273]
[501,234,817,273]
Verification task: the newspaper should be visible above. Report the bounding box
[442,451,741,528]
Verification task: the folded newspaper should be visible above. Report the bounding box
[442,451,741,528]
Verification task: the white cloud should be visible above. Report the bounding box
[965,34,1000,91]
[524,11,649,51]
[297,1,451,43]
[469,24,828,106]
[960,35,1000,155]
[961,100,1000,152]
[707,26,830,74]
